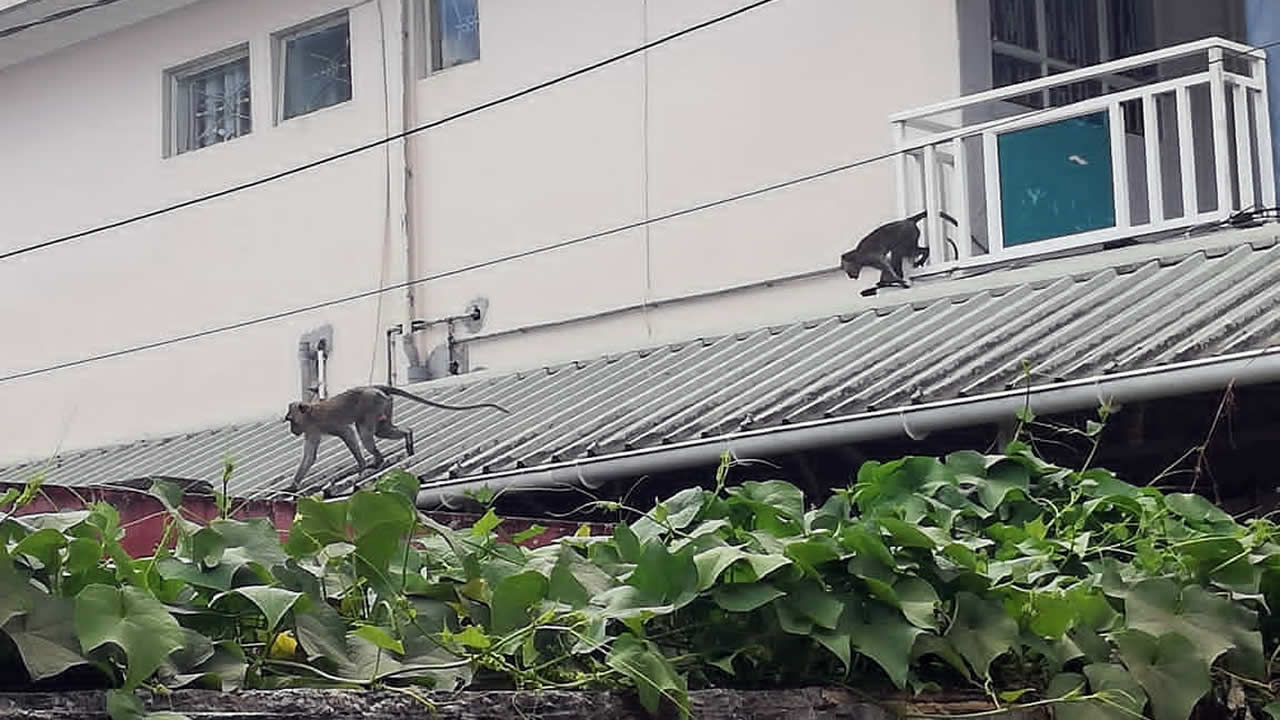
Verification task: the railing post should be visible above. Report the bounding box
[893,121,908,218]
[1233,80,1256,211]
[923,144,943,264]
[982,131,1003,254]
[1255,50,1277,208]
[1208,47,1235,215]
[1143,94,1164,224]
[1176,85,1200,218]
[1109,102,1131,230]
[1246,3,1280,206]
[951,137,972,260]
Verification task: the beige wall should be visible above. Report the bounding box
[0,0,397,462]
[0,0,964,463]
[407,0,964,371]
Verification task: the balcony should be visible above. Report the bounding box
[891,37,1276,274]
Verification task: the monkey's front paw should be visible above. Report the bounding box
[859,287,879,297]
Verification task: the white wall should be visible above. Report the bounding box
[407,0,964,373]
[0,0,400,461]
[0,0,965,463]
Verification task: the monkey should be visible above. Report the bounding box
[840,210,963,297]
[284,384,510,489]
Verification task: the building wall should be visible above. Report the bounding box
[408,0,964,373]
[0,0,398,462]
[0,0,963,464]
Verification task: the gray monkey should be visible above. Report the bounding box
[285,384,509,488]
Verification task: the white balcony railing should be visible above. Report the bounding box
[891,37,1276,273]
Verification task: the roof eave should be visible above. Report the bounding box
[415,345,1280,508]
[0,0,199,71]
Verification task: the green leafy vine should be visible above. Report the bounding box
[1,413,1279,720]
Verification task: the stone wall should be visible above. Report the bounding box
[0,689,1052,720]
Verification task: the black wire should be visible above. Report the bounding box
[5,15,1273,265]
[0,151,891,385]
[2,35,1277,385]
[0,0,127,39]
[0,0,782,263]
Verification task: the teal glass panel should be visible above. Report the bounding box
[997,111,1115,246]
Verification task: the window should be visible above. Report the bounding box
[167,45,251,156]
[427,0,480,73]
[990,0,1155,112]
[276,13,352,122]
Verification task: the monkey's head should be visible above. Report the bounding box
[284,402,310,435]
[840,249,861,279]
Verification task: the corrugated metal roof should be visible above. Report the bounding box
[5,234,1280,499]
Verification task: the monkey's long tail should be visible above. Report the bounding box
[906,210,960,227]
[375,385,511,414]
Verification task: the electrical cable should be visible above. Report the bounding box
[5,10,1273,264]
[2,36,1277,385]
[0,149,897,385]
[0,0,128,39]
[0,0,782,262]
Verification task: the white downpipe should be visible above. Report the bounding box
[416,347,1280,508]
[316,344,328,399]
[397,0,421,374]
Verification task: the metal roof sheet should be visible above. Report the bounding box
[5,234,1280,499]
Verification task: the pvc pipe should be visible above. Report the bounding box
[416,347,1280,508]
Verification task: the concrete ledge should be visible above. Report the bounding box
[0,689,1052,720]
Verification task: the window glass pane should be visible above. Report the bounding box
[1109,0,1156,81]
[177,55,251,154]
[1045,0,1099,66]
[430,0,480,71]
[992,53,1044,108]
[991,0,1038,50]
[282,20,352,120]
[1108,0,1155,59]
[1048,77,1103,106]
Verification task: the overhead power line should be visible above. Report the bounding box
[0,149,893,385]
[0,0,782,263]
[1,38,1277,385]
[0,0,127,39]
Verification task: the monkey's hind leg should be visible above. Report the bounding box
[870,255,907,288]
[375,419,414,456]
[356,421,387,472]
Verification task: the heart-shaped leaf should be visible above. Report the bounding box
[212,586,303,633]
[606,634,689,719]
[946,592,1018,679]
[1114,630,1210,720]
[3,595,85,680]
[490,571,548,634]
[712,583,784,612]
[75,585,186,690]
[353,625,404,655]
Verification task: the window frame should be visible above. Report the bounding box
[990,0,1154,110]
[273,10,354,124]
[163,43,253,158]
[421,0,481,76]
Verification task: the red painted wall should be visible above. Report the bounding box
[3,483,606,557]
